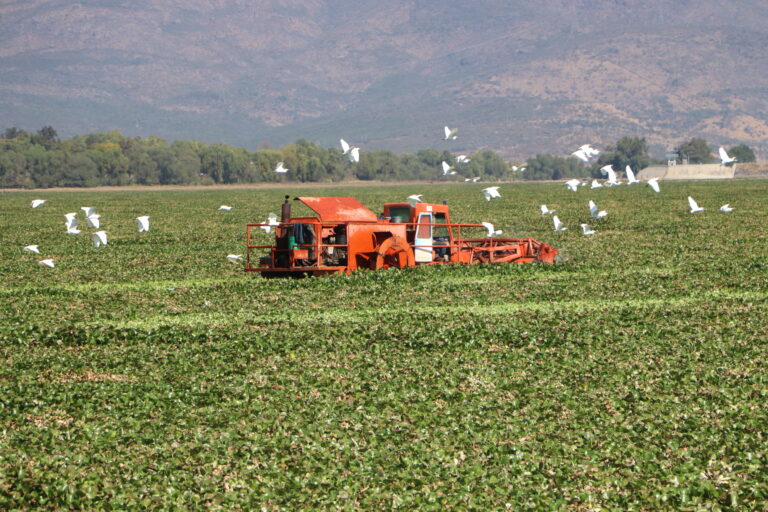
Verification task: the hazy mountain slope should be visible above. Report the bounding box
[1,0,767,159]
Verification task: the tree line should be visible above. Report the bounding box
[1,128,755,188]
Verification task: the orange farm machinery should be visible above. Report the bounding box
[246,196,558,277]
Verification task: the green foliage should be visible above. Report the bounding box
[728,144,756,163]
[525,153,589,180]
[676,137,715,164]
[593,136,650,177]
[0,128,516,188]
[1,182,767,509]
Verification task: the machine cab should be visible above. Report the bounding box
[382,202,453,262]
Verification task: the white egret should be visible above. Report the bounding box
[565,179,581,192]
[340,139,361,163]
[719,204,734,212]
[136,216,150,232]
[218,205,233,211]
[81,207,97,217]
[274,161,289,173]
[86,214,101,229]
[92,231,108,248]
[441,161,456,175]
[260,213,279,233]
[590,180,603,189]
[38,259,55,268]
[482,187,501,201]
[464,176,481,182]
[540,205,555,215]
[227,254,244,264]
[719,147,737,165]
[456,154,470,163]
[31,199,46,208]
[588,200,607,218]
[443,126,458,140]
[23,245,41,254]
[481,222,502,237]
[407,194,423,207]
[580,223,596,236]
[688,197,704,213]
[64,213,79,233]
[601,165,620,186]
[553,215,567,232]
[625,165,639,185]
[580,144,599,157]
[647,178,661,193]
[572,149,590,163]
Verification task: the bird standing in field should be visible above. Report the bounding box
[482,187,501,201]
[481,222,502,237]
[443,126,458,140]
[136,216,150,232]
[647,178,661,193]
[688,197,704,213]
[31,199,46,208]
[553,216,567,232]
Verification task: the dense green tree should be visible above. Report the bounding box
[676,138,714,164]
[728,144,756,163]
[526,154,588,180]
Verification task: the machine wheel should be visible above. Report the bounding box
[371,236,415,270]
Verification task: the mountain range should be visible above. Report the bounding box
[1,0,767,160]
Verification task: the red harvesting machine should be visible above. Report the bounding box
[246,196,558,277]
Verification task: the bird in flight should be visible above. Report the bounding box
[580,224,596,236]
[647,178,661,193]
[23,245,41,254]
[625,166,640,185]
[718,147,737,165]
[136,216,150,232]
[565,179,581,192]
[31,199,46,208]
[64,213,80,234]
[340,139,360,163]
[38,259,55,268]
[540,204,555,215]
[260,213,279,234]
[275,161,289,173]
[218,205,233,211]
[407,194,423,207]
[443,126,458,140]
[601,165,620,186]
[588,200,607,218]
[590,180,603,189]
[481,222,503,237]
[688,197,704,213]
[553,215,567,232]
[482,186,501,201]
[227,254,244,264]
[92,231,108,248]
[441,161,456,175]
[719,204,734,212]
[456,154,471,163]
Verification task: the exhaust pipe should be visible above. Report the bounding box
[281,195,291,222]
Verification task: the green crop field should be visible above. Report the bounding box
[1,180,767,510]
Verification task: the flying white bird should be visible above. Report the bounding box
[86,214,101,229]
[572,149,590,163]
[718,147,737,165]
[688,196,704,213]
[565,179,581,192]
[23,245,41,254]
[580,223,596,236]
[601,165,620,186]
[588,200,607,218]
[443,126,458,140]
[218,205,233,211]
[227,254,244,264]
[580,144,600,157]
[511,165,526,172]
[625,165,640,185]
[464,176,481,182]
[64,213,79,233]
[340,139,361,163]
[481,222,503,237]
[553,215,567,232]
[260,213,279,233]
[38,259,55,268]
[441,161,456,175]
[407,194,423,207]
[456,154,471,163]
[719,204,734,212]
[136,216,150,232]
[590,180,603,189]
[92,231,108,248]
[647,178,661,193]
[540,204,555,215]
[482,186,501,201]
[81,207,97,217]
[274,161,289,173]
[31,199,46,208]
